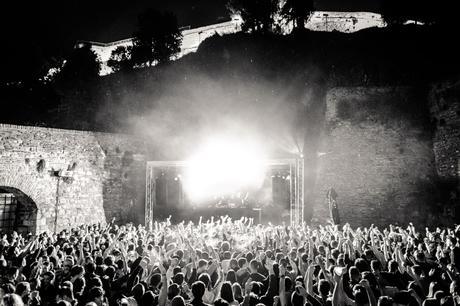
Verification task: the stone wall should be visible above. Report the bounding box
[2,84,458,232]
[312,87,437,227]
[83,11,385,76]
[305,11,384,33]
[0,124,146,233]
[429,81,460,181]
[85,20,242,76]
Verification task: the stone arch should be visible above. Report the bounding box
[0,186,38,234]
[0,175,46,208]
[0,174,46,234]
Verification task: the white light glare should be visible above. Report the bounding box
[183,136,267,201]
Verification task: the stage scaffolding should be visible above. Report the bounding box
[145,158,304,230]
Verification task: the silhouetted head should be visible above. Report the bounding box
[191,281,206,301]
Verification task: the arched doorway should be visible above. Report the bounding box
[0,187,38,234]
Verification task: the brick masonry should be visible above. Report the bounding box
[0,124,146,233]
[312,87,438,227]
[429,81,460,181]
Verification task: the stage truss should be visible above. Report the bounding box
[145,158,304,229]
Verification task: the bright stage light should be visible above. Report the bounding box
[183,136,267,202]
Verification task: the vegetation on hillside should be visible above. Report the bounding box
[2,25,460,131]
[1,0,460,131]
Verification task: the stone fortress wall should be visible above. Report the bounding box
[429,80,460,181]
[80,11,385,75]
[2,83,458,232]
[0,124,147,233]
[311,86,458,227]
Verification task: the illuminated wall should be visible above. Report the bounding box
[0,124,146,233]
[429,81,460,181]
[312,87,437,227]
[82,11,385,76]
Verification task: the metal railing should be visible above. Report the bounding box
[0,194,18,233]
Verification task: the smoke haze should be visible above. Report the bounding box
[125,70,310,160]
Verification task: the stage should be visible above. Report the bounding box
[144,158,304,228]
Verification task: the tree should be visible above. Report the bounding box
[381,0,410,27]
[131,9,183,66]
[57,44,101,81]
[280,0,314,33]
[53,44,101,129]
[227,0,279,33]
[107,45,133,73]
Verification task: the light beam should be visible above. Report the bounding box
[183,135,267,202]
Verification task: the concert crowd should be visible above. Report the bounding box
[1,217,460,306]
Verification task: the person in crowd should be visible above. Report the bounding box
[189,281,211,306]
[2,294,24,306]
[2,218,460,306]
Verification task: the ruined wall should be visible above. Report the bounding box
[312,87,437,227]
[2,84,457,232]
[85,11,385,76]
[426,80,460,220]
[0,124,146,233]
[86,20,242,75]
[429,81,460,181]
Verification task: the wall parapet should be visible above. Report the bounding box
[0,123,133,138]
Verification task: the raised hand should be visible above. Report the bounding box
[158,262,167,275]
[296,285,307,297]
[245,277,253,294]
[359,279,370,288]
[315,255,325,267]
[279,265,286,277]
[265,258,275,273]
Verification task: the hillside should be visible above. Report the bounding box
[1,26,459,139]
